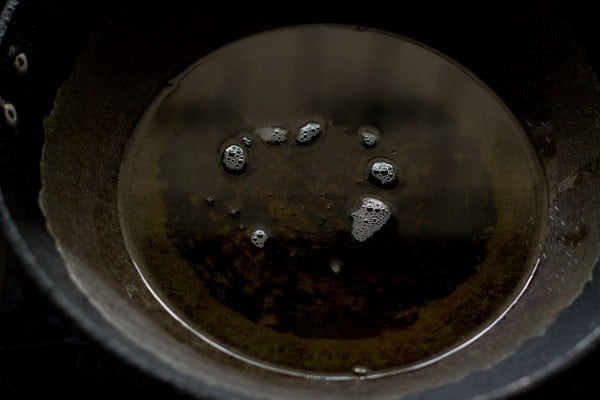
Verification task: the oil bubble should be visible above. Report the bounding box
[369,160,398,188]
[359,127,380,148]
[241,135,253,147]
[296,122,321,144]
[254,126,288,144]
[351,197,391,242]
[221,144,247,174]
[330,259,342,274]
[250,228,268,248]
[352,365,369,376]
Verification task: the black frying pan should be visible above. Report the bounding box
[1,1,599,399]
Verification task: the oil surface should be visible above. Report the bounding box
[117,26,547,377]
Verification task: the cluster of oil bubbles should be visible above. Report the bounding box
[241,135,253,147]
[296,122,322,144]
[356,128,396,243]
[254,126,288,144]
[221,144,247,174]
[359,127,380,148]
[221,122,324,175]
[350,197,392,242]
[369,160,398,188]
[250,228,268,248]
[219,122,400,251]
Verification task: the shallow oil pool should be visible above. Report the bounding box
[117,25,547,378]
